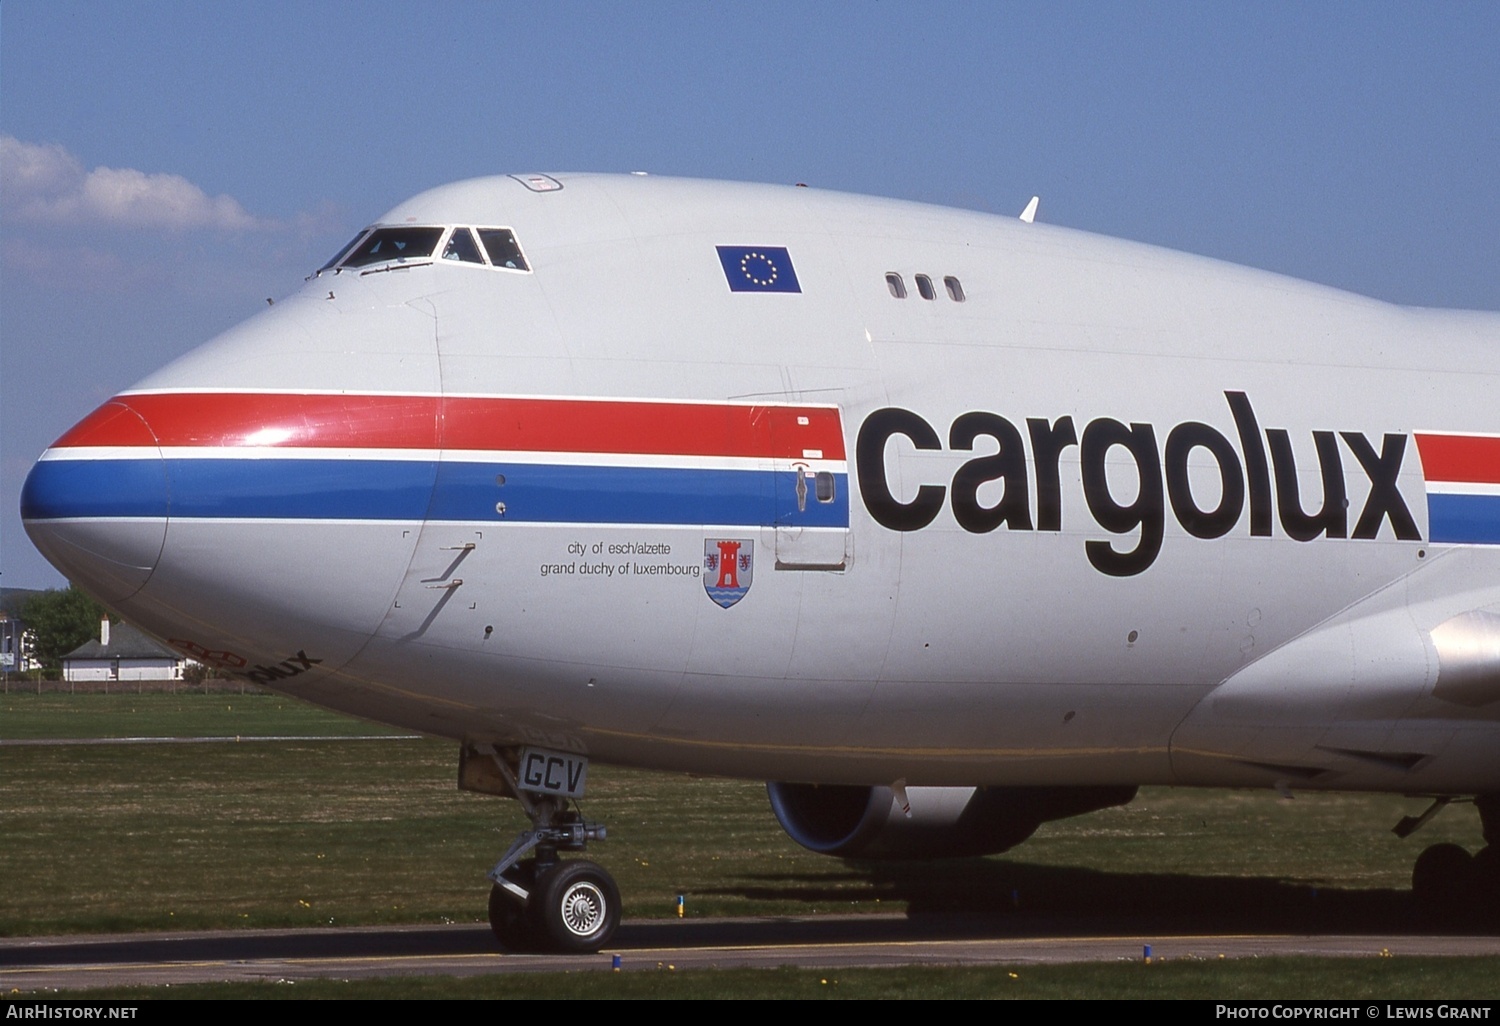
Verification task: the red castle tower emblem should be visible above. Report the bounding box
[715,540,742,588]
[703,538,754,608]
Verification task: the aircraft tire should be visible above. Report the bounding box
[534,859,620,953]
[1411,842,1474,921]
[1470,845,1500,920]
[487,861,539,951]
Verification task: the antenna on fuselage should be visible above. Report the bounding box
[1019,196,1040,224]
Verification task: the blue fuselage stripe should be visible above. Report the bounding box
[23,458,850,528]
[1427,493,1500,545]
[22,459,173,520]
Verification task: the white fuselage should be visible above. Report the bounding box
[23,173,1500,794]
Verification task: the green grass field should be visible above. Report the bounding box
[0,690,408,740]
[3,691,1497,997]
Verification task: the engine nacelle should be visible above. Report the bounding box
[766,782,1138,859]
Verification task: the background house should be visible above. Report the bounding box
[62,619,187,682]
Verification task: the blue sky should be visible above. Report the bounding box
[3,1,1498,588]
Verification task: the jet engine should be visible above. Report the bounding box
[766,782,1138,859]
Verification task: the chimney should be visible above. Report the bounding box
[100,617,110,647]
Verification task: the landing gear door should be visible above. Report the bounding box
[765,403,851,571]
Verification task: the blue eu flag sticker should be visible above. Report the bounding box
[716,246,801,293]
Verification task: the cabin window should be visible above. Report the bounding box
[814,471,837,503]
[885,272,907,299]
[478,228,530,271]
[944,276,966,302]
[340,226,444,268]
[442,227,485,264]
[915,274,936,300]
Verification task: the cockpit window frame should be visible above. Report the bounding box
[338,226,445,270]
[321,224,533,275]
[440,226,487,266]
[317,229,373,274]
[475,227,531,273]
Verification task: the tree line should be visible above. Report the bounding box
[17,586,108,673]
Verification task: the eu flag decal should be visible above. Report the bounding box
[716,246,801,293]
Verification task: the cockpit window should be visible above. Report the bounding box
[477,228,530,271]
[318,230,371,273]
[319,224,531,275]
[442,227,485,264]
[340,226,443,268]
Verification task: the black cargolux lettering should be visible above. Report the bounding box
[1225,391,1273,537]
[856,408,945,531]
[286,649,322,671]
[854,394,1421,579]
[244,664,293,685]
[1080,418,1164,576]
[1267,429,1346,541]
[1164,421,1244,539]
[1027,416,1078,532]
[949,412,1032,532]
[236,650,323,686]
[1342,432,1421,540]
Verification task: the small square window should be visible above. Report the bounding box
[885,272,907,299]
[944,276,966,302]
[915,274,935,300]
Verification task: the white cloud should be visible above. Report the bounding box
[1,136,260,231]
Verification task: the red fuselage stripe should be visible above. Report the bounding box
[53,393,847,461]
[1414,433,1500,485]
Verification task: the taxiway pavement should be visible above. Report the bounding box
[6,916,1500,990]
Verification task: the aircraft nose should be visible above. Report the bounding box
[21,399,169,606]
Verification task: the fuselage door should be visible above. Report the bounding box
[764,403,851,570]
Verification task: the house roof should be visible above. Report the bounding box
[63,623,179,662]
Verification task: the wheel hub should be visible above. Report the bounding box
[560,881,607,936]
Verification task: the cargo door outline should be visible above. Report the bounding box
[765,403,850,570]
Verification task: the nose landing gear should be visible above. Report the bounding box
[484,801,618,953]
[463,743,621,953]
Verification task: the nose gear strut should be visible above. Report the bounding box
[462,743,619,952]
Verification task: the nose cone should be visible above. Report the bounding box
[21,400,169,605]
